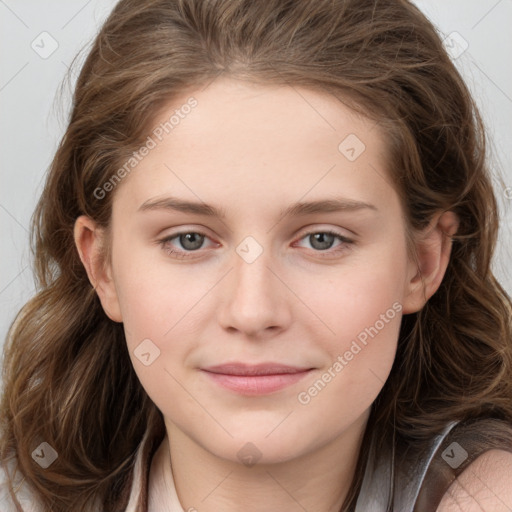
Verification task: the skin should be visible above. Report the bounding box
[75,76,460,511]
[436,449,512,511]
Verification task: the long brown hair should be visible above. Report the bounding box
[2,0,512,510]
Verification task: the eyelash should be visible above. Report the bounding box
[158,229,354,260]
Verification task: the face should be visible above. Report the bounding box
[92,77,420,464]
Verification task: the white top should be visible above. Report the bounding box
[140,435,184,512]
[0,456,42,512]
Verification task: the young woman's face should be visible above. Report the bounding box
[103,77,418,464]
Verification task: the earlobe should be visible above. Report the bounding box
[402,211,459,315]
[73,215,123,322]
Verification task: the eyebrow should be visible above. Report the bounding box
[138,196,378,218]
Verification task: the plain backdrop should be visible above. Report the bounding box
[1,0,511,351]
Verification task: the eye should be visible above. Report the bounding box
[158,228,354,260]
[294,230,353,256]
[158,231,217,258]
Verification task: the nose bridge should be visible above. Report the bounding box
[217,235,291,336]
[233,247,273,301]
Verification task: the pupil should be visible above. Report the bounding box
[311,233,334,250]
[181,233,203,250]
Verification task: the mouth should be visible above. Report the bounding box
[200,362,314,395]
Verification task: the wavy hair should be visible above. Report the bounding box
[1,0,512,510]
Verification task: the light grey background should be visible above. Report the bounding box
[1,0,511,350]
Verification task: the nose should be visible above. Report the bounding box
[217,244,292,339]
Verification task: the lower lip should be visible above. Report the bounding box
[201,370,313,395]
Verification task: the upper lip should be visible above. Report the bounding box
[202,363,313,376]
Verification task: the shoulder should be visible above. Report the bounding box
[0,456,44,512]
[436,449,512,511]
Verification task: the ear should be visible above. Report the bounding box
[73,215,123,322]
[402,210,459,314]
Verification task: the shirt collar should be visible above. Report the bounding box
[123,425,185,512]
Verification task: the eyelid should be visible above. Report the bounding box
[295,224,354,240]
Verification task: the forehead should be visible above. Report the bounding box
[151,77,384,159]
[111,77,397,218]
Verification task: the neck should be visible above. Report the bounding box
[160,412,369,512]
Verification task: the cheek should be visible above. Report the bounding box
[112,257,196,408]
[292,246,406,399]
[110,237,204,345]
[295,251,406,347]
[294,271,403,433]
[115,273,168,348]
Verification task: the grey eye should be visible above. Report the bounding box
[308,232,336,251]
[178,232,205,250]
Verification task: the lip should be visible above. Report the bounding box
[201,362,314,395]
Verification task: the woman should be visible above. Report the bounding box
[1,0,512,510]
